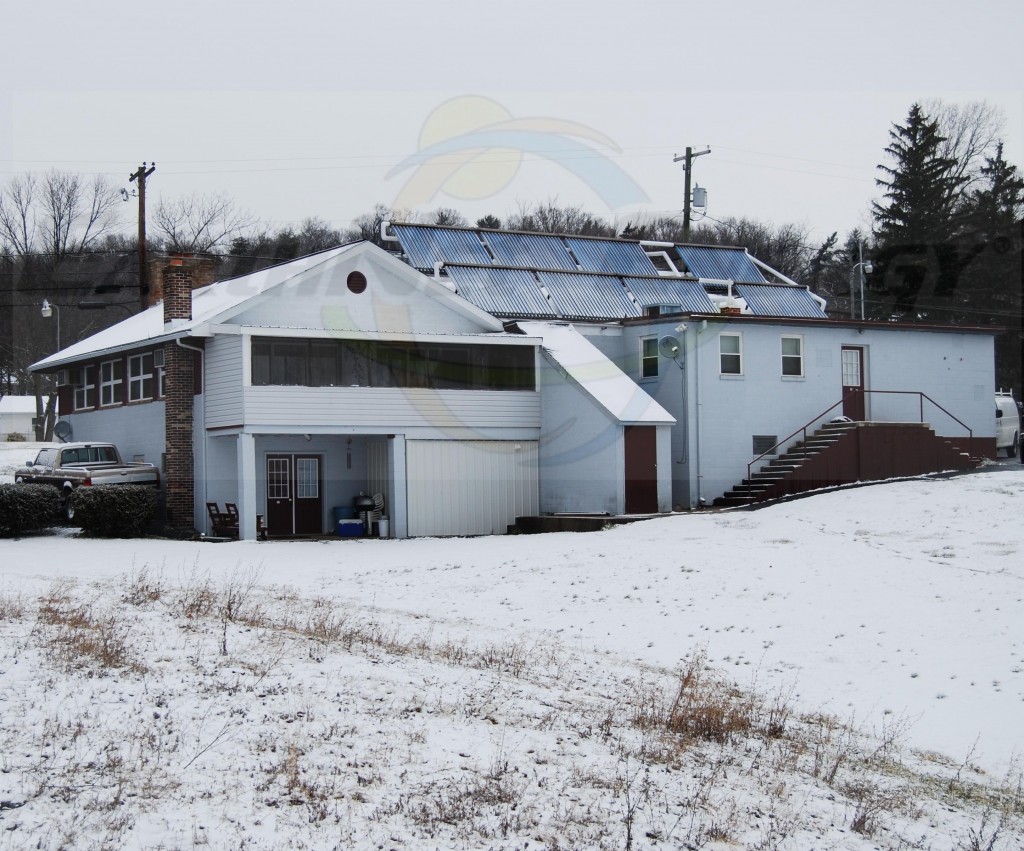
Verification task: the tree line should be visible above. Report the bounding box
[2,99,1021,433]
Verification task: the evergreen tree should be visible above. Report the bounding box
[870,104,965,318]
[873,103,962,245]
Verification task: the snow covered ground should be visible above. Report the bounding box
[1,442,1022,849]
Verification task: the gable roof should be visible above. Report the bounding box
[31,242,504,371]
[518,321,674,425]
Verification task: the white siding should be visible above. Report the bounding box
[406,440,539,536]
[205,335,243,428]
[244,387,540,431]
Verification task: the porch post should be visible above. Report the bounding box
[237,432,257,540]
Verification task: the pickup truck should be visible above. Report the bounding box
[15,442,160,520]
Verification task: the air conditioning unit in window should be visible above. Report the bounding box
[56,369,70,386]
[153,349,165,369]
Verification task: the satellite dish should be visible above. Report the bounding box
[658,336,681,358]
[53,421,72,442]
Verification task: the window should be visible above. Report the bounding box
[781,336,803,377]
[640,337,659,379]
[99,359,124,406]
[74,366,97,410]
[128,353,155,401]
[250,338,535,391]
[719,333,742,375]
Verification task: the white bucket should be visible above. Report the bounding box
[377,517,389,538]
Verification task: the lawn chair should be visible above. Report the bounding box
[223,503,267,540]
[206,502,237,537]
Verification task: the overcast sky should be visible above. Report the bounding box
[2,0,1021,247]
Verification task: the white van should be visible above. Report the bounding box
[995,391,1020,457]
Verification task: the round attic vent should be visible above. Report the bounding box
[347,271,367,294]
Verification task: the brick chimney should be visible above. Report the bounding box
[150,254,217,308]
[162,257,197,529]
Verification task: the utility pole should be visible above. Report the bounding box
[129,162,156,310]
[673,146,711,242]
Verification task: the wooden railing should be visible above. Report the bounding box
[745,391,974,497]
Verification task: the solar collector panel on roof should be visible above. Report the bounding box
[624,277,717,313]
[564,238,659,275]
[391,225,492,268]
[482,231,576,270]
[675,245,765,282]
[445,266,556,317]
[734,283,825,318]
[537,271,641,319]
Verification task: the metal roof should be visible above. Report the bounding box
[391,225,491,268]
[624,277,717,313]
[675,245,766,283]
[564,238,659,275]
[734,283,825,318]
[537,271,641,319]
[482,231,576,270]
[445,266,556,317]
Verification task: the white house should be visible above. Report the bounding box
[0,395,37,441]
[29,224,998,538]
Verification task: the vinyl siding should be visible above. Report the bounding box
[243,387,540,431]
[205,335,244,427]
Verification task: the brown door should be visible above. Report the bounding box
[624,426,658,514]
[841,346,865,420]
[266,454,323,537]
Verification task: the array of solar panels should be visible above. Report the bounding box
[390,224,824,320]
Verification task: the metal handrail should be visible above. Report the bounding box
[744,390,974,499]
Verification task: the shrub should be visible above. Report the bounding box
[6,431,26,442]
[72,485,160,538]
[0,483,61,536]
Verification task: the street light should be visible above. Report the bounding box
[851,243,873,321]
[41,299,60,350]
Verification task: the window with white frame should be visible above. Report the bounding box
[781,335,803,377]
[128,353,155,401]
[99,359,124,407]
[719,333,742,375]
[640,337,659,379]
[74,366,97,410]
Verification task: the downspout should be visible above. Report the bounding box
[694,320,707,506]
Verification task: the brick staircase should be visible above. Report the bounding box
[714,421,977,507]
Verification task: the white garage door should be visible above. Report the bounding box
[406,440,539,537]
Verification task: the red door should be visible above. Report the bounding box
[624,426,658,514]
[841,346,865,420]
[266,454,323,537]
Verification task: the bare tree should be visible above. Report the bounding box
[0,171,120,257]
[504,200,616,237]
[154,193,254,254]
[924,99,1004,202]
[0,170,123,437]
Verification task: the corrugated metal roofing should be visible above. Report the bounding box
[624,277,717,313]
[537,271,641,319]
[734,283,825,318]
[391,225,491,268]
[564,238,658,275]
[676,245,766,282]
[445,266,556,317]
[482,231,576,270]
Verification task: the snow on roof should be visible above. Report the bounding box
[519,321,674,425]
[0,396,38,414]
[31,244,358,370]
